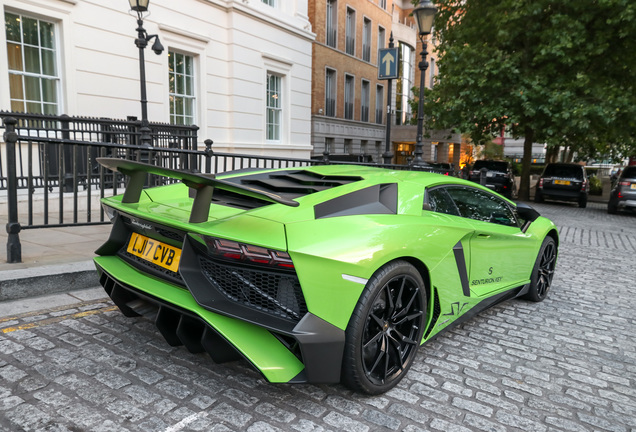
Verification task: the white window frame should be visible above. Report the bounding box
[4,10,61,114]
[262,54,292,145]
[159,25,210,132]
[168,49,197,125]
[266,72,282,142]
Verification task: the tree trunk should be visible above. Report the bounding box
[518,126,535,201]
[546,145,559,164]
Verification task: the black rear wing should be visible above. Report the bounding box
[97,158,298,223]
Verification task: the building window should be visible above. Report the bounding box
[266,73,282,141]
[378,26,386,51]
[375,85,384,124]
[345,8,356,56]
[344,75,354,120]
[362,18,372,62]
[325,68,336,117]
[326,0,337,48]
[361,80,370,122]
[429,58,436,89]
[379,0,387,10]
[395,42,414,126]
[325,137,335,153]
[5,12,60,114]
[169,51,196,125]
[262,0,276,6]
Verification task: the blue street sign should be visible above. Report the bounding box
[378,47,399,80]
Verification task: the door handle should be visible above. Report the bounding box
[477,233,491,238]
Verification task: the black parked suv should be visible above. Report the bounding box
[608,165,636,214]
[468,160,516,198]
[535,163,588,208]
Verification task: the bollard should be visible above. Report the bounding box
[3,117,22,263]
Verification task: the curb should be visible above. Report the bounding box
[0,260,99,302]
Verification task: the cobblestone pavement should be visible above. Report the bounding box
[1,202,635,432]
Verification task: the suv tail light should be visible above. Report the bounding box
[581,180,587,191]
[619,181,630,186]
[538,178,544,188]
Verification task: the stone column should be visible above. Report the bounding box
[437,142,449,163]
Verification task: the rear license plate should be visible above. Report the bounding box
[631,184,636,190]
[554,180,571,185]
[126,232,181,272]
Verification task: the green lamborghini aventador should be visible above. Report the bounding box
[94,158,558,394]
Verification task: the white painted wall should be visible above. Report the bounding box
[0,0,314,157]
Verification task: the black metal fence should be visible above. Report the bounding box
[1,112,444,263]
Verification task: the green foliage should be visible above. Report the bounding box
[588,175,603,195]
[477,141,504,160]
[423,0,636,198]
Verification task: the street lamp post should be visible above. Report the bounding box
[129,0,164,147]
[411,0,437,166]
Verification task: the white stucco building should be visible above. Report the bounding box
[1,0,314,157]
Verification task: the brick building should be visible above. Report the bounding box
[308,0,461,166]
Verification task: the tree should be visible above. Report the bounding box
[422,0,636,200]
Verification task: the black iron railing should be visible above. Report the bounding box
[1,112,445,263]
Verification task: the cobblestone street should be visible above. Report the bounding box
[1,202,635,432]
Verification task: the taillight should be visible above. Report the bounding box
[202,236,294,269]
[581,180,587,191]
[538,179,544,188]
[619,181,630,186]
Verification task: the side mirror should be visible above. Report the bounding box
[516,202,540,232]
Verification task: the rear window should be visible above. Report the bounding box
[543,164,584,180]
[621,166,636,178]
[473,160,508,171]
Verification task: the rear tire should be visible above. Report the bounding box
[524,236,557,302]
[608,200,618,214]
[534,190,544,203]
[342,261,426,395]
[578,196,587,208]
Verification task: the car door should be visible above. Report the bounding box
[443,186,534,297]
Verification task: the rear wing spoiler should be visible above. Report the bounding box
[97,158,298,223]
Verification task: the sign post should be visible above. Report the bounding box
[378,34,397,165]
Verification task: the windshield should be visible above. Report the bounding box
[543,164,584,180]
[621,166,636,178]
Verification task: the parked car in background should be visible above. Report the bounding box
[425,161,456,176]
[608,165,636,214]
[468,160,516,198]
[535,163,588,208]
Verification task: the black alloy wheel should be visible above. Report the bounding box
[342,261,426,394]
[525,236,557,302]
